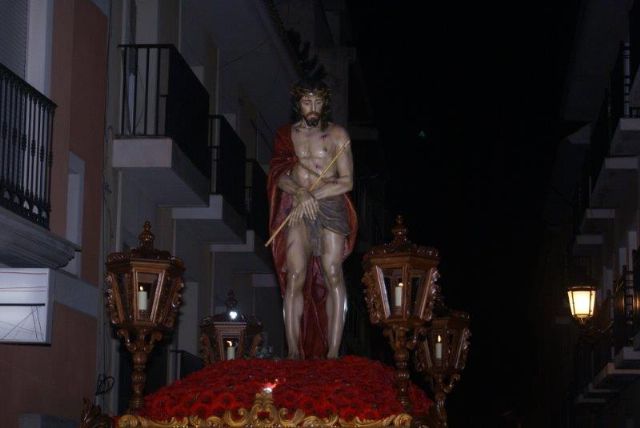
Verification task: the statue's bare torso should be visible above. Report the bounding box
[290,122,342,188]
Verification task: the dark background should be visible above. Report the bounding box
[346,2,582,425]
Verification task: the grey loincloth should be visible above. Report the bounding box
[303,196,350,256]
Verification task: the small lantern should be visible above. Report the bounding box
[567,285,596,324]
[416,306,470,424]
[105,222,185,412]
[199,291,263,363]
[362,215,440,411]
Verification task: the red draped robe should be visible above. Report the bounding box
[267,124,358,359]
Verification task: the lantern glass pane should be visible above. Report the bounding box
[410,270,425,316]
[567,288,595,318]
[136,271,159,320]
[381,268,404,314]
[116,272,132,321]
[223,337,239,360]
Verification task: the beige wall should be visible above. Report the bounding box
[0,0,106,425]
[49,0,74,238]
[50,0,106,284]
[67,0,107,285]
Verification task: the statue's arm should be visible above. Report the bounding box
[277,171,301,195]
[277,166,319,223]
[312,128,353,200]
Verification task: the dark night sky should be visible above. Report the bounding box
[346,2,581,425]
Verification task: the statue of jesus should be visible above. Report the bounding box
[267,78,358,359]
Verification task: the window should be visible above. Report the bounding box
[0,0,28,78]
[63,152,85,275]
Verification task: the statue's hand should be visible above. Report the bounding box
[294,188,318,221]
[289,204,303,226]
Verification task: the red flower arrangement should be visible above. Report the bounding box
[139,356,432,421]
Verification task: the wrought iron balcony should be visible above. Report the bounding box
[118,44,210,180]
[589,95,613,189]
[209,115,246,217]
[245,160,268,241]
[0,63,54,229]
[613,267,638,352]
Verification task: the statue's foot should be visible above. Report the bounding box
[326,350,339,359]
[287,352,300,360]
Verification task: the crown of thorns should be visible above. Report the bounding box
[291,85,331,100]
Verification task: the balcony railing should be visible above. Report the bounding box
[572,159,591,236]
[577,43,640,217]
[118,44,210,179]
[591,291,614,374]
[209,115,246,216]
[634,250,640,338]
[613,267,636,352]
[245,160,268,241]
[631,3,640,84]
[0,63,54,229]
[589,94,613,189]
[610,43,627,127]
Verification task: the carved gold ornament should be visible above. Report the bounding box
[116,390,412,428]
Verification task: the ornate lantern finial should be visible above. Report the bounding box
[391,215,409,244]
[138,221,155,249]
[225,290,239,312]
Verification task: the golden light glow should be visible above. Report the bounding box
[567,286,596,323]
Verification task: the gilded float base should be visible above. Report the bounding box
[116,391,412,427]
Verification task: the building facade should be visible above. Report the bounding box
[0,0,108,425]
[0,0,383,424]
[536,0,640,425]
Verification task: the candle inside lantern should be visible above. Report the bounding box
[435,334,443,360]
[394,282,403,308]
[226,340,236,360]
[138,286,148,311]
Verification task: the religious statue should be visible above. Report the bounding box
[267,78,358,359]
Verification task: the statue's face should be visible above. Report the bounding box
[298,93,324,127]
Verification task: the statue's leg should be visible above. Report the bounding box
[320,229,347,359]
[284,222,310,359]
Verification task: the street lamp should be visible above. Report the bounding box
[104,221,185,412]
[567,285,596,324]
[362,215,440,411]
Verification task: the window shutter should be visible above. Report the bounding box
[0,0,29,78]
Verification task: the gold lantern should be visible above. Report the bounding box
[416,305,470,425]
[105,221,185,412]
[362,215,440,411]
